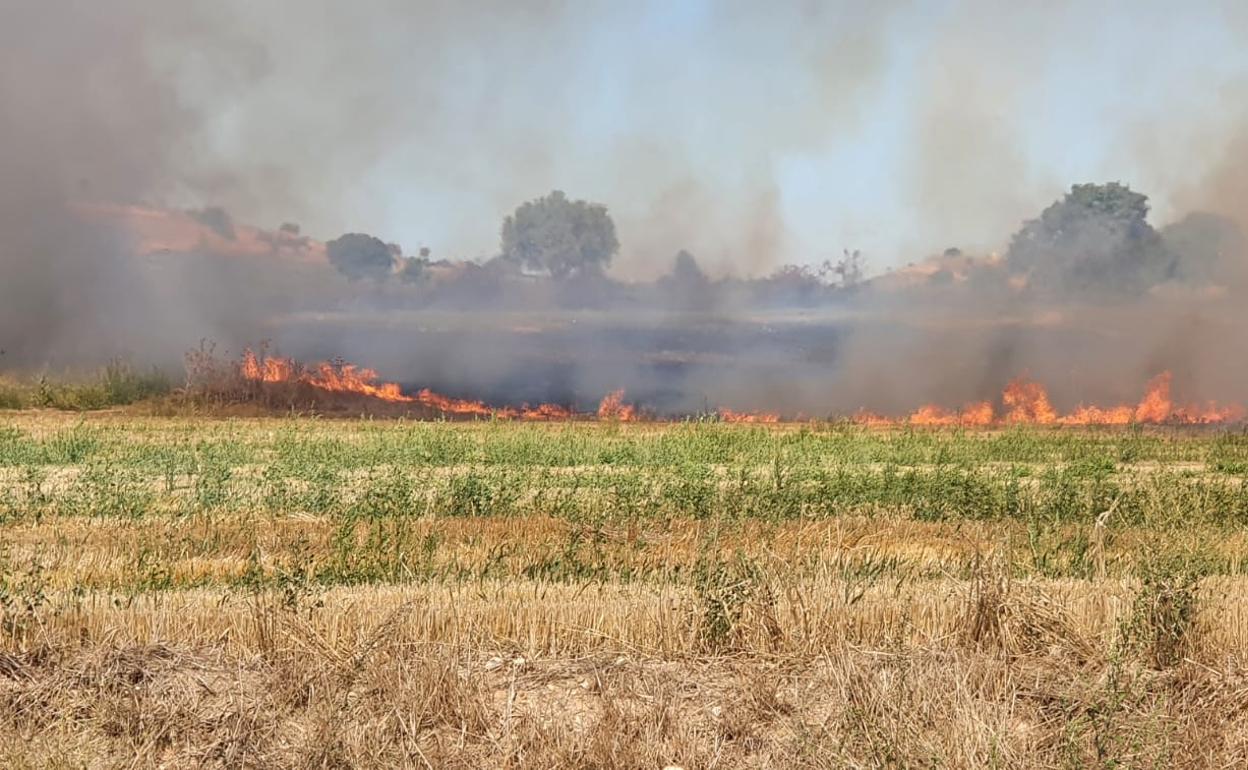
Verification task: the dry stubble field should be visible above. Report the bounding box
[3,412,1248,767]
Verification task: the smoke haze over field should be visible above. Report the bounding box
[0,3,301,366]
[3,1,1248,415]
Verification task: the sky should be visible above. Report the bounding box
[151,0,1248,278]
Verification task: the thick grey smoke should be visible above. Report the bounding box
[0,2,350,370]
[0,2,181,365]
[0,2,282,369]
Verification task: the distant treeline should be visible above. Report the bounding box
[319,182,1246,311]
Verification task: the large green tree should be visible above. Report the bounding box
[1006,182,1175,295]
[500,190,619,278]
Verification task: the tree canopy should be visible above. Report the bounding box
[326,233,398,282]
[1006,182,1175,295]
[190,206,236,240]
[667,250,708,286]
[657,249,713,309]
[500,190,619,278]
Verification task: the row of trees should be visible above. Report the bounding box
[1005,182,1244,295]
[327,181,1246,299]
[326,188,867,302]
[326,233,428,283]
[328,190,620,284]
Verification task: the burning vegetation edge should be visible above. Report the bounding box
[174,345,1245,426]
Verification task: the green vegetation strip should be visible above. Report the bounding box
[2,418,1247,592]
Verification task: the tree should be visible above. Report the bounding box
[1006,182,1175,295]
[398,257,426,284]
[757,264,825,306]
[190,206,236,240]
[818,248,865,288]
[326,233,398,282]
[668,250,708,286]
[659,249,712,309]
[500,190,619,278]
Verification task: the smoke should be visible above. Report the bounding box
[0,2,350,370]
[0,0,903,375]
[0,2,175,364]
[1175,102,1248,239]
[189,207,238,241]
[905,3,1058,257]
[142,0,914,277]
[5,1,1248,417]
[815,0,1248,418]
[0,2,279,369]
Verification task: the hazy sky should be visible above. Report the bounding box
[156,0,1248,277]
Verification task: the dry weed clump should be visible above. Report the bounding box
[960,555,1097,663]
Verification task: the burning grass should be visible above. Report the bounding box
[189,346,1248,427]
[3,413,1248,765]
[3,345,1244,430]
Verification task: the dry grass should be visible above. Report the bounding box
[2,573,1248,768]
[7,574,1248,659]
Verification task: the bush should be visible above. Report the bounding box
[1120,558,1207,668]
[99,360,171,405]
[0,360,172,412]
[0,383,27,410]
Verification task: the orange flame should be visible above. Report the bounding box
[242,349,298,384]
[516,402,576,421]
[242,350,604,420]
[1002,378,1058,424]
[1133,372,1171,424]
[1057,404,1135,425]
[239,351,1242,427]
[907,401,995,427]
[309,362,411,402]
[1053,371,1239,426]
[718,408,780,424]
[413,388,494,416]
[243,350,408,403]
[961,401,996,426]
[597,389,637,421]
[855,370,1241,428]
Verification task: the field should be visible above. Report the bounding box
[3,413,1248,767]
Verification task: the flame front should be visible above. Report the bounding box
[1003,378,1058,424]
[242,350,597,420]
[1132,372,1172,424]
[597,390,637,421]
[718,408,780,424]
[906,401,995,427]
[239,351,1242,426]
[242,349,297,384]
[862,370,1241,428]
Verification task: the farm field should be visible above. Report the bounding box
[3,412,1248,767]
